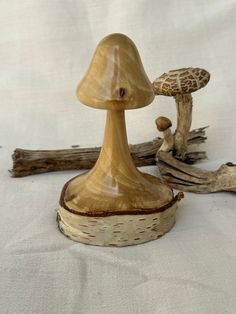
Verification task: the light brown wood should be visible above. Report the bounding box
[63,110,174,215]
[58,33,183,246]
[153,68,210,159]
[174,93,193,157]
[77,33,154,110]
[155,116,174,152]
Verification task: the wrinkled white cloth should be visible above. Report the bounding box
[0,1,236,313]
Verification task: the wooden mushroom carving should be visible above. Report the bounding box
[153,68,210,159]
[155,116,174,152]
[58,33,183,247]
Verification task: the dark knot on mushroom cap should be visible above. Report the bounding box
[77,33,154,110]
[153,67,210,97]
[155,116,172,131]
[118,87,126,98]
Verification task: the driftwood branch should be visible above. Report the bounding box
[157,151,236,193]
[11,127,208,177]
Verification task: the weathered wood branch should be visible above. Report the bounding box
[11,127,208,177]
[157,151,236,193]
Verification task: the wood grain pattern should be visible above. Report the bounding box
[62,110,174,214]
[77,33,154,110]
[11,127,208,177]
[58,33,183,245]
[157,151,236,193]
[174,93,193,157]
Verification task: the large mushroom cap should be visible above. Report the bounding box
[153,67,210,96]
[77,33,155,110]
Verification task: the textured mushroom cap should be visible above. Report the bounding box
[77,33,155,110]
[153,67,210,96]
[155,116,172,131]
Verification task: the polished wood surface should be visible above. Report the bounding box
[77,33,154,110]
[63,33,174,215]
[58,33,182,245]
[63,110,173,214]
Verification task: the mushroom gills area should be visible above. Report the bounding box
[63,110,173,214]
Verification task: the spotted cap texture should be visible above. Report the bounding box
[153,67,210,96]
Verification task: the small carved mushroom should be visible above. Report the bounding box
[153,67,210,159]
[155,116,174,152]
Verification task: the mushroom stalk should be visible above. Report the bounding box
[174,93,193,158]
[93,109,139,179]
[58,33,182,246]
[159,128,174,152]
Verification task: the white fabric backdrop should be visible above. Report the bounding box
[0,1,236,313]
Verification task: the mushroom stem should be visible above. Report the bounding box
[62,107,176,216]
[95,109,139,178]
[159,128,174,152]
[174,93,193,158]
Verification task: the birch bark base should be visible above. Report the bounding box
[57,203,178,247]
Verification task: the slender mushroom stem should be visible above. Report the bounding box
[93,109,140,179]
[174,93,193,158]
[159,128,174,152]
[155,116,174,153]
